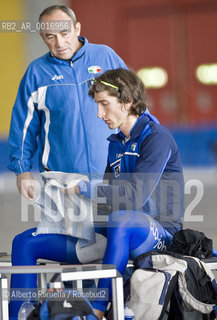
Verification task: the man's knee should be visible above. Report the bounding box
[12,232,24,251]
[12,229,35,259]
[107,210,135,228]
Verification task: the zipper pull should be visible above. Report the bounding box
[70,60,73,68]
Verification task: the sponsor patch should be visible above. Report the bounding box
[114,163,121,178]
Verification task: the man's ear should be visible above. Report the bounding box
[75,22,81,36]
[122,101,132,112]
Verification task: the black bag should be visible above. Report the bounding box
[27,289,98,320]
[168,229,213,259]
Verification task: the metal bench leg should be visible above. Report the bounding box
[38,272,47,290]
[49,273,62,289]
[73,279,83,289]
[112,276,124,320]
[0,274,9,320]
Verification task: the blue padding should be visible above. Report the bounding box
[1,126,217,172]
[0,139,39,172]
[0,139,9,172]
[171,126,217,166]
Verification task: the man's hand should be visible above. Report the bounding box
[17,172,35,200]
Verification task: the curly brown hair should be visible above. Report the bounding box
[88,68,147,116]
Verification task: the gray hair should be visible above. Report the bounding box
[39,5,77,26]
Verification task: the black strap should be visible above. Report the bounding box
[168,286,185,320]
[158,273,180,320]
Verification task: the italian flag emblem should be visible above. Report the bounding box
[88,66,102,74]
[131,143,137,151]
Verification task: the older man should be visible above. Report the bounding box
[8,5,127,319]
[8,5,127,199]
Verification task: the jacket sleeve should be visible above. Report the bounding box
[8,66,40,175]
[80,130,174,211]
[78,158,112,198]
[101,131,173,210]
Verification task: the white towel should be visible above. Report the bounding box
[34,171,95,248]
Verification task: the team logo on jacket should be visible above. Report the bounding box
[88,66,102,74]
[130,143,137,152]
[114,163,121,178]
[52,74,64,80]
[116,153,123,159]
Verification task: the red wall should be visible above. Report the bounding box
[70,0,217,126]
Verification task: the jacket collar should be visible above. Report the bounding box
[48,36,87,65]
[107,112,159,142]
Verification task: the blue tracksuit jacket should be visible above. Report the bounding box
[8,37,127,177]
[80,113,184,234]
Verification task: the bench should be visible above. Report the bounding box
[1,255,217,320]
[0,263,124,320]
